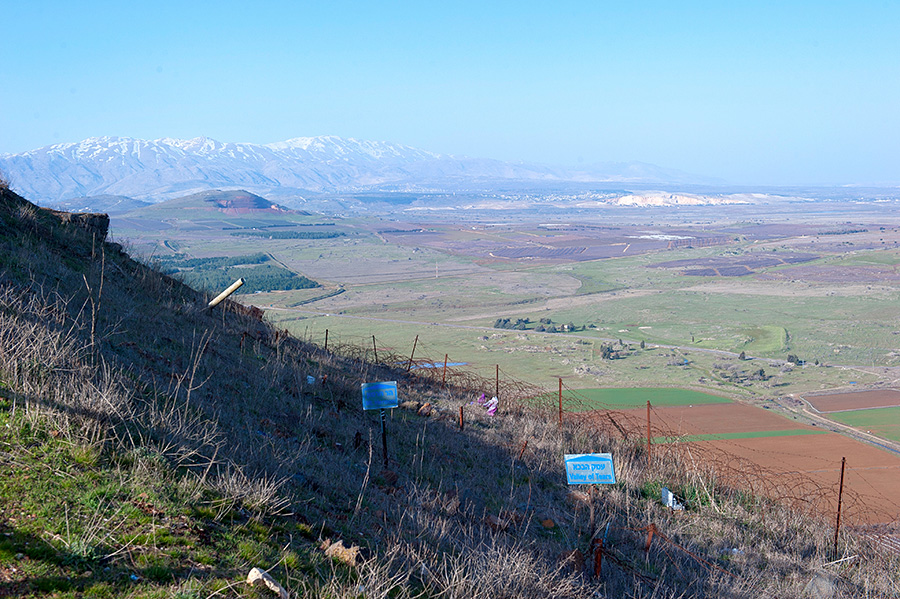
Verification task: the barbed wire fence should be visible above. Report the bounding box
[306,327,898,537]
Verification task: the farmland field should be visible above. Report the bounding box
[827,407,900,443]
[106,195,900,523]
[803,389,900,413]
[111,201,900,399]
[586,394,900,524]
[563,387,731,410]
[699,433,900,525]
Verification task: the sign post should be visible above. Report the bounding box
[565,453,616,577]
[564,453,616,485]
[362,382,399,467]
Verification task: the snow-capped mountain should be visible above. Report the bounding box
[0,136,717,203]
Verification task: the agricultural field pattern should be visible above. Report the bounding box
[111,192,900,525]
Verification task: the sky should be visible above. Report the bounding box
[2,0,898,186]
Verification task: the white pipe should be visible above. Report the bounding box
[822,554,857,567]
[207,278,245,308]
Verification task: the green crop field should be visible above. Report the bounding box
[828,406,900,443]
[563,387,732,410]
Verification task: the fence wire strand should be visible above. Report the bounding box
[320,333,899,528]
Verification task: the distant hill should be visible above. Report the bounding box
[0,135,721,203]
[144,189,297,214]
[52,194,150,214]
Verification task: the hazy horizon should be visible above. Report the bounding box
[3,1,898,187]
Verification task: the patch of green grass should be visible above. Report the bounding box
[832,250,900,267]
[570,272,620,295]
[0,411,330,598]
[828,406,900,443]
[737,325,788,353]
[562,387,731,411]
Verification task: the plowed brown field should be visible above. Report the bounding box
[599,400,900,524]
[700,434,900,525]
[644,403,815,435]
[803,389,900,413]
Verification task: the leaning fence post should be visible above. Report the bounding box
[372,335,378,364]
[833,456,846,556]
[646,400,652,471]
[442,354,448,388]
[406,335,419,372]
[324,329,329,353]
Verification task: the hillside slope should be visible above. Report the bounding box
[0,184,896,598]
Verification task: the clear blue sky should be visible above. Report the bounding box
[2,0,898,186]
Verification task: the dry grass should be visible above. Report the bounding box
[1,186,899,597]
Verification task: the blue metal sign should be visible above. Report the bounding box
[361,381,399,410]
[564,453,616,485]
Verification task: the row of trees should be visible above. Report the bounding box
[160,253,319,294]
[492,317,587,333]
[157,253,268,273]
[180,264,319,294]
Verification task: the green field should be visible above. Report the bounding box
[264,310,878,398]
[828,406,900,443]
[111,207,900,399]
[562,387,732,411]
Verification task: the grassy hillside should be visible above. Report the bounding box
[0,186,897,598]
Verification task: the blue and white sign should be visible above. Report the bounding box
[564,453,616,485]
[361,381,399,410]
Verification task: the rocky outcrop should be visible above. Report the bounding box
[44,209,110,242]
[0,187,109,244]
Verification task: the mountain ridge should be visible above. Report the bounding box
[0,135,720,203]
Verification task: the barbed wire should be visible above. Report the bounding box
[318,332,898,528]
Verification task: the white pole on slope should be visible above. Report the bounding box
[207,278,245,308]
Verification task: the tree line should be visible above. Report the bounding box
[157,253,319,294]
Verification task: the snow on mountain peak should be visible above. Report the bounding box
[0,135,718,203]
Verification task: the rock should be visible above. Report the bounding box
[399,401,421,411]
[247,567,289,599]
[804,572,836,599]
[541,518,556,529]
[321,539,360,566]
[417,403,434,417]
[46,209,110,241]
